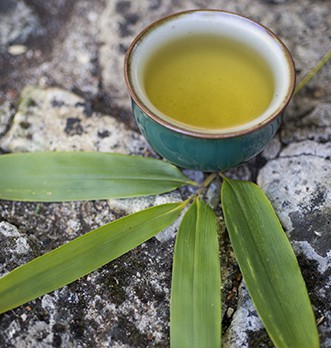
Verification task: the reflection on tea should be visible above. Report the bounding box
[144,35,275,130]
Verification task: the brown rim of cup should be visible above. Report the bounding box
[124,9,296,139]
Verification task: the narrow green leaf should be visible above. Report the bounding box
[171,198,221,348]
[0,152,195,202]
[221,177,319,348]
[0,201,187,314]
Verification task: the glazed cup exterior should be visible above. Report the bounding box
[125,10,295,172]
[132,101,282,171]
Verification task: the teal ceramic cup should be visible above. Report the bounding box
[124,10,295,172]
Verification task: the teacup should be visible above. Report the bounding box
[124,10,295,172]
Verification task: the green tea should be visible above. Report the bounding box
[143,35,274,131]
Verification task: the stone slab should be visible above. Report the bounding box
[0,0,330,346]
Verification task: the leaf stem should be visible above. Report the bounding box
[187,173,217,204]
[294,49,331,96]
[203,173,218,188]
[197,173,217,196]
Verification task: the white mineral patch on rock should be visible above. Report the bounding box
[0,221,20,237]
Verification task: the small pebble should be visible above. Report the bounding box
[8,44,28,55]
[227,307,235,318]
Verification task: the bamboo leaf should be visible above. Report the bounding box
[171,198,221,348]
[0,152,195,202]
[0,201,187,314]
[221,177,319,348]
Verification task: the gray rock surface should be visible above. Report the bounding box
[0,0,43,53]
[0,86,147,154]
[0,0,330,347]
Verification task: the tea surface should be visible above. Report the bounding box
[144,35,274,131]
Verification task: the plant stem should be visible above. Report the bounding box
[197,173,217,196]
[294,49,331,96]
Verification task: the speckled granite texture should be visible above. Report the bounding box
[0,0,330,347]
